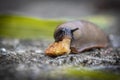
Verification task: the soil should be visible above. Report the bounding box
[0,38,120,80]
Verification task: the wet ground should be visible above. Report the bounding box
[0,38,120,80]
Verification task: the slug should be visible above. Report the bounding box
[45,20,109,57]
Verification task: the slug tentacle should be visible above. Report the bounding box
[71,28,79,40]
[54,27,73,42]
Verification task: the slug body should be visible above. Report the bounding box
[45,20,109,57]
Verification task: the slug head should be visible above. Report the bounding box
[54,27,79,42]
[45,27,79,57]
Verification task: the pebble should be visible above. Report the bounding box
[16,49,26,53]
[35,49,43,54]
[31,58,37,62]
[0,48,7,55]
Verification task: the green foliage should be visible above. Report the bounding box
[64,67,120,80]
[0,15,64,39]
[0,14,114,39]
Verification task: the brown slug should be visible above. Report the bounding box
[45,20,109,57]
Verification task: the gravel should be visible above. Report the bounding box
[0,38,120,80]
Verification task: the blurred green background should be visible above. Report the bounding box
[0,0,119,39]
[0,14,114,39]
